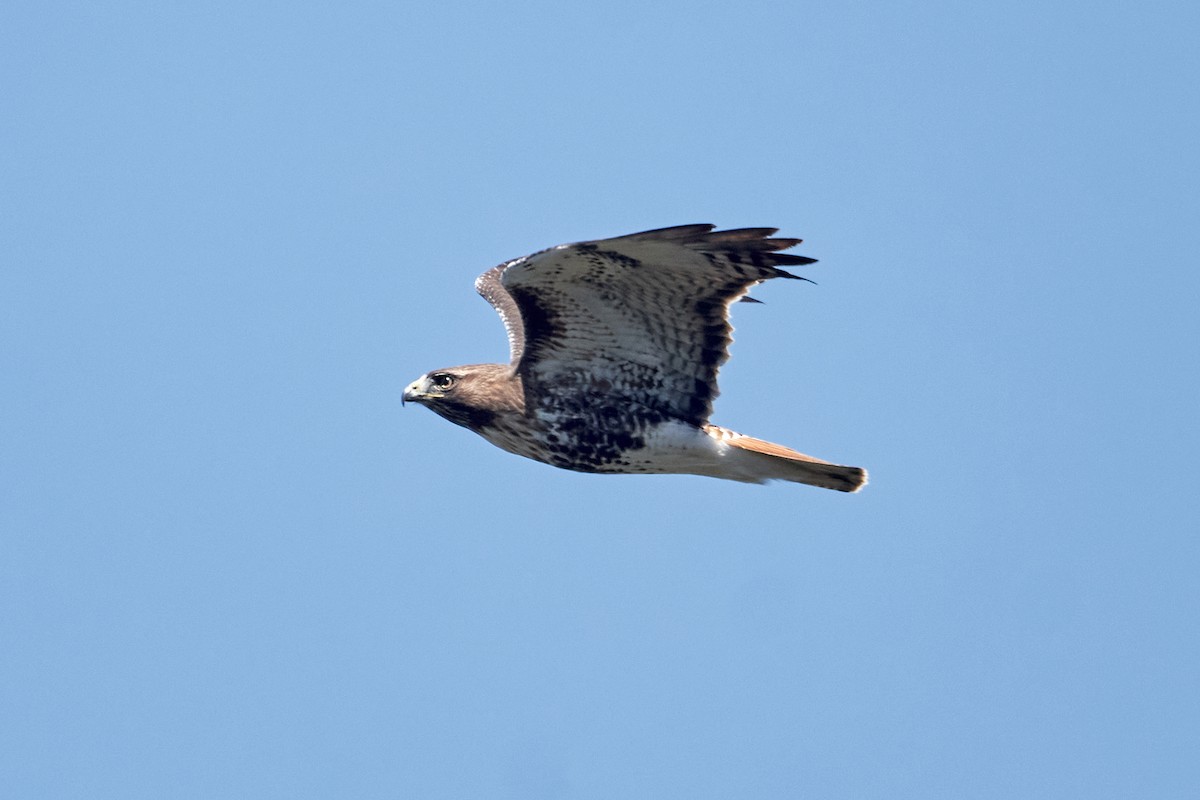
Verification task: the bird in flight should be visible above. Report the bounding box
[403,225,867,491]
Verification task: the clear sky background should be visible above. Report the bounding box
[3,1,1198,798]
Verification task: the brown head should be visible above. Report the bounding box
[402,363,524,432]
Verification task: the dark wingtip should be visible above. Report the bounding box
[772,253,819,266]
[773,267,817,284]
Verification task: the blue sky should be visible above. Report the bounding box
[3,1,1198,797]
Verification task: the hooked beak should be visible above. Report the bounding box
[402,376,428,406]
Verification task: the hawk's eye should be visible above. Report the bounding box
[431,373,456,391]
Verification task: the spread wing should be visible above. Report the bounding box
[475,224,815,427]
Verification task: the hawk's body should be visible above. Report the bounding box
[403,225,866,491]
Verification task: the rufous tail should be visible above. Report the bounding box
[705,425,868,492]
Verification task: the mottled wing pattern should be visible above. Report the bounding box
[495,224,814,427]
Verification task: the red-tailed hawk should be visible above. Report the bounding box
[403,225,867,491]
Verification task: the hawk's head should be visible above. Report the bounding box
[402,363,523,432]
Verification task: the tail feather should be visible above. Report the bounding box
[704,425,868,492]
